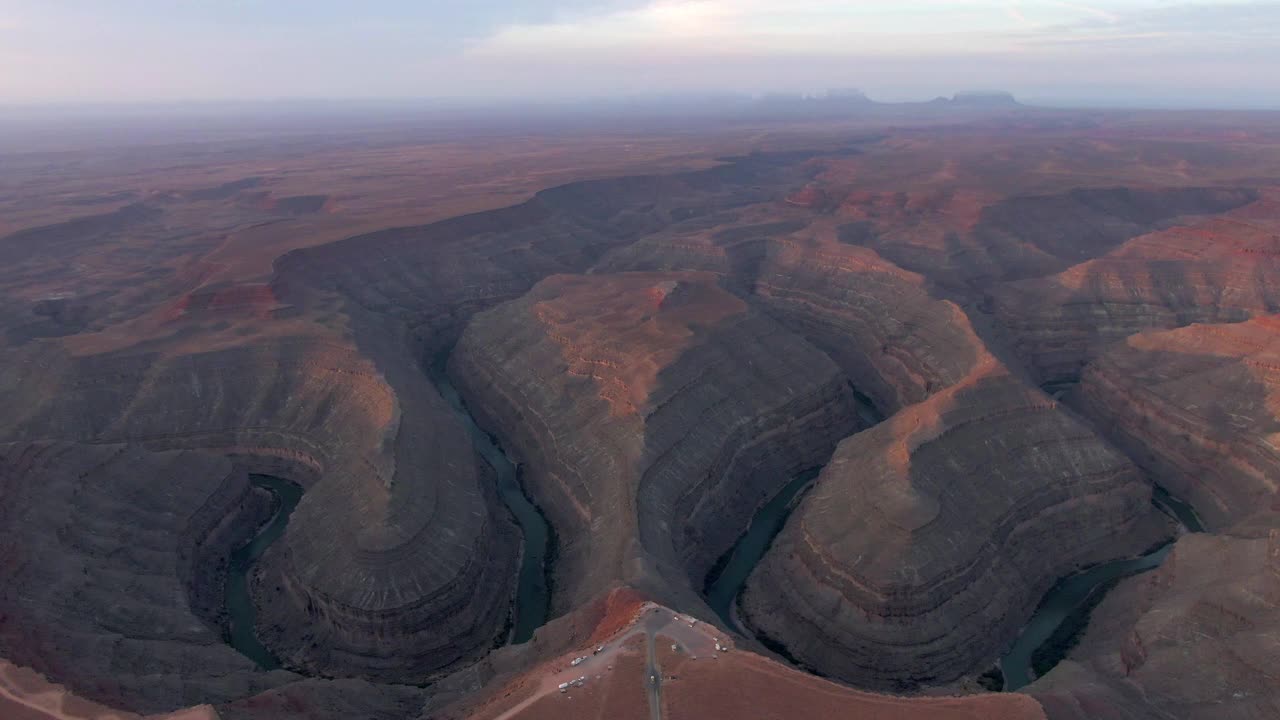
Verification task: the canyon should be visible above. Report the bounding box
[0,104,1278,720]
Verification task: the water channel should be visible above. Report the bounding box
[224,360,553,669]
[225,474,303,669]
[998,483,1205,690]
[224,369,1201,695]
[429,358,552,644]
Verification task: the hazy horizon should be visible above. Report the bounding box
[2,1,1278,110]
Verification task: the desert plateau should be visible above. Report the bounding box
[1,84,1279,720]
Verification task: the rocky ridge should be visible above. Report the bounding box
[990,189,1280,383]
[741,365,1171,690]
[1071,315,1280,530]
[0,335,519,686]
[448,271,868,612]
[0,441,297,712]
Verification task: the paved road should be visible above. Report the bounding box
[487,604,727,720]
[645,626,663,720]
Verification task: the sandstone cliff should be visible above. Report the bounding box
[751,236,988,414]
[1030,531,1280,719]
[990,191,1280,384]
[596,212,992,414]
[0,335,519,685]
[273,151,817,352]
[448,272,867,613]
[0,441,296,712]
[841,186,1256,293]
[742,369,1171,690]
[1071,316,1280,530]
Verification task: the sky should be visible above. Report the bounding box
[0,1,1277,108]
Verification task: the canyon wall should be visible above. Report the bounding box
[1030,531,1280,720]
[1071,316,1280,530]
[0,335,520,684]
[449,271,866,612]
[0,441,296,712]
[989,191,1280,383]
[742,370,1171,690]
[838,186,1257,293]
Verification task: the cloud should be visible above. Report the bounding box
[0,0,1276,105]
[469,1,1042,57]
[1046,1,1118,23]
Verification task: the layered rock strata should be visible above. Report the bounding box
[1030,531,1280,720]
[0,336,519,684]
[751,236,988,414]
[990,193,1280,383]
[742,369,1169,690]
[273,152,818,352]
[0,441,296,712]
[448,272,866,612]
[1072,316,1280,530]
[844,186,1256,292]
[597,213,993,414]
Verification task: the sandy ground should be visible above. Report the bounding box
[0,661,219,720]
[472,603,732,720]
[465,601,1047,720]
[658,644,1046,720]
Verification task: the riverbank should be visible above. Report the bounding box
[225,475,303,670]
[429,353,553,644]
[999,482,1205,690]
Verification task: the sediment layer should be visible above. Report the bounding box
[0,336,519,683]
[1072,316,1280,530]
[449,271,867,612]
[0,441,295,712]
[742,371,1169,690]
[989,191,1280,383]
[1030,531,1280,720]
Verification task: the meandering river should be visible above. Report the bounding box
[225,474,302,670]
[224,361,554,669]
[225,373,1199,695]
[998,483,1206,690]
[704,392,884,634]
[704,467,822,631]
[430,360,552,644]
[698,403,1206,697]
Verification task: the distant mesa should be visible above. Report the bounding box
[933,91,1021,106]
[824,88,874,104]
[748,89,1021,111]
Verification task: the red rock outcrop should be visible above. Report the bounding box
[1071,316,1280,530]
[0,336,519,686]
[742,368,1171,691]
[1030,531,1280,719]
[272,152,811,351]
[842,186,1256,293]
[751,236,988,414]
[990,192,1280,383]
[4,121,1278,720]
[449,272,867,612]
[597,212,991,414]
